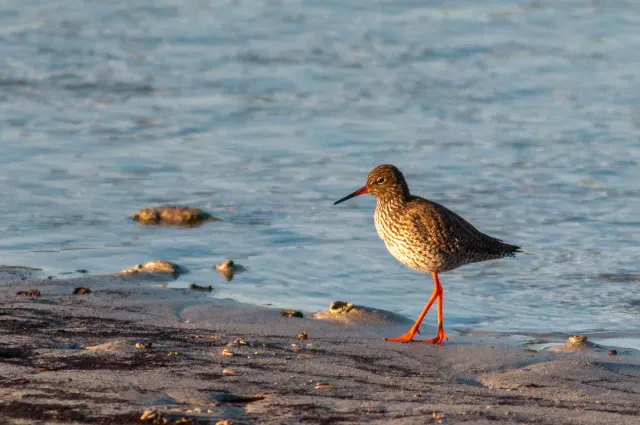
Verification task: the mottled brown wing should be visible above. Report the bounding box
[407,197,514,260]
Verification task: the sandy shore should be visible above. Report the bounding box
[1,267,639,424]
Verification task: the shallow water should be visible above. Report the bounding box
[1,0,639,334]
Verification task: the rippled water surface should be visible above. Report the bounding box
[2,0,640,334]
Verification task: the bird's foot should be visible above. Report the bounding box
[384,330,418,343]
[414,328,449,345]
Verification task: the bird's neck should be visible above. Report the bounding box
[376,194,409,210]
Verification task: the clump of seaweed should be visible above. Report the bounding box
[132,206,217,227]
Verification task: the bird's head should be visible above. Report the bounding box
[334,164,410,205]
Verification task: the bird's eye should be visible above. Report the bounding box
[375,177,385,184]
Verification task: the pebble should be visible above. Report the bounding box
[72,287,91,295]
[215,259,246,282]
[136,342,152,350]
[279,309,303,318]
[221,348,234,357]
[296,331,308,340]
[314,383,335,390]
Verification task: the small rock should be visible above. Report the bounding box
[221,348,234,357]
[136,342,152,350]
[72,287,91,295]
[215,421,233,425]
[215,259,246,282]
[132,206,216,227]
[523,348,537,353]
[608,349,618,356]
[296,331,308,340]
[16,290,41,297]
[121,260,185,277]
[222,369,236,376]
[279,309,303,318]
[167,351,180,356]
[187,283,213,292]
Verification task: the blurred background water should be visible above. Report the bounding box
[1,0,639,334]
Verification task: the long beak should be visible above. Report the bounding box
[333,186,369,205]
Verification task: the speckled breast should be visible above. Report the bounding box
[373,204,443,273]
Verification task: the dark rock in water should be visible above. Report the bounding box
[279,309,303,318]
[132,206,217,227]
[215,259,246,282]
[16,290,41,297]
[72,287,91,295]
[188,283,213,292]
[121,261,186,278]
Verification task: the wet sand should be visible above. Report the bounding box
[1,268,639,424]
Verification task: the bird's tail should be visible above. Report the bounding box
[501,243,521,257]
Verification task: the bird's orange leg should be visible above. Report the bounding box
[385,272,445,343]
[416,274,449,344]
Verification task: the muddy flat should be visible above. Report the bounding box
[1,271,639,425]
